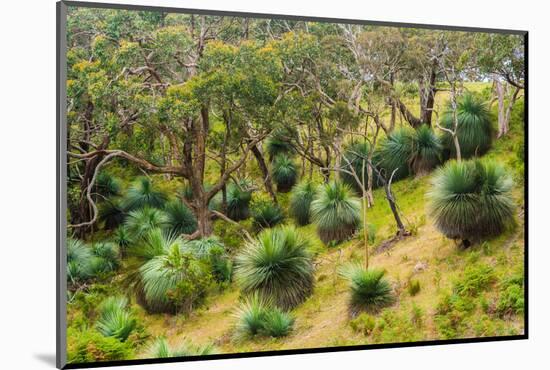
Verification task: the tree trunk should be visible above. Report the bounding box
[420,67,437,126]
[195,197,213,236]
[496,78,521,138]
[496,78,506,138]
[251,143,278,204]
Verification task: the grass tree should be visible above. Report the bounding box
[226,181,253,221]
[251,200,285,230]
[340,264,395,314]
[428,159,515,246]
[410,124,443,175]
[235,226,314,310]
[139,242,212,314]
[233,293,295,339]
[375,127,414,182]
[98,198,127,230]
[122,177,168,212]
[265,129,295,161]
[95,172,122,198]
[67,238,93,285]
[310,181,361,246]
[95,296,136,342]
[440,93,493,159]
[90,242,120,275]
[124,207,167,240]
[289,180,316,226]
[147,337,217,358]
[271,154,298,193]
[163,200,198,236]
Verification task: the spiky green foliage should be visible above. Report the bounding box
[410,125,443,175]
[289,180,316,226]
[113,226,132,252]
[251,201,285,229]
[340,141,374,194]
[90,242,120,274]
[124,207,167,240]
[310,181,362,245]
[134,228,183,261]
[139,243,212,314]
[233,293,295,339]
[147,337,217,358]
[98,198,127,230]
[122,177,167,211]
[428,160,515,242]
[163,200,198,236]
[95,296,136,342]
[266,129,295,161]
[95,172,122,198]
[375,127,414,181]
[340,265,394,313]
[185,236,232,283]
[441,93,493,159]
[235,226,314,309]
[113,229,131,258]
[271,154,298,192]
[67,238,93,284]
[226,182,252,221]
[262,308,295,337]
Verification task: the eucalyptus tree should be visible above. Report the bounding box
[476,33,525,137]
[67,9,284,238]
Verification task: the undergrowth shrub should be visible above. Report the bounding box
[408,279,421,296]
[67,327,134,363]
[453,264,496,297]
[496,272,524,316]
[349,313,376,336]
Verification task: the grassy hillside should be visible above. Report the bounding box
[67,93,525,360]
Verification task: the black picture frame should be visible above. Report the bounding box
[57,1,528,368]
